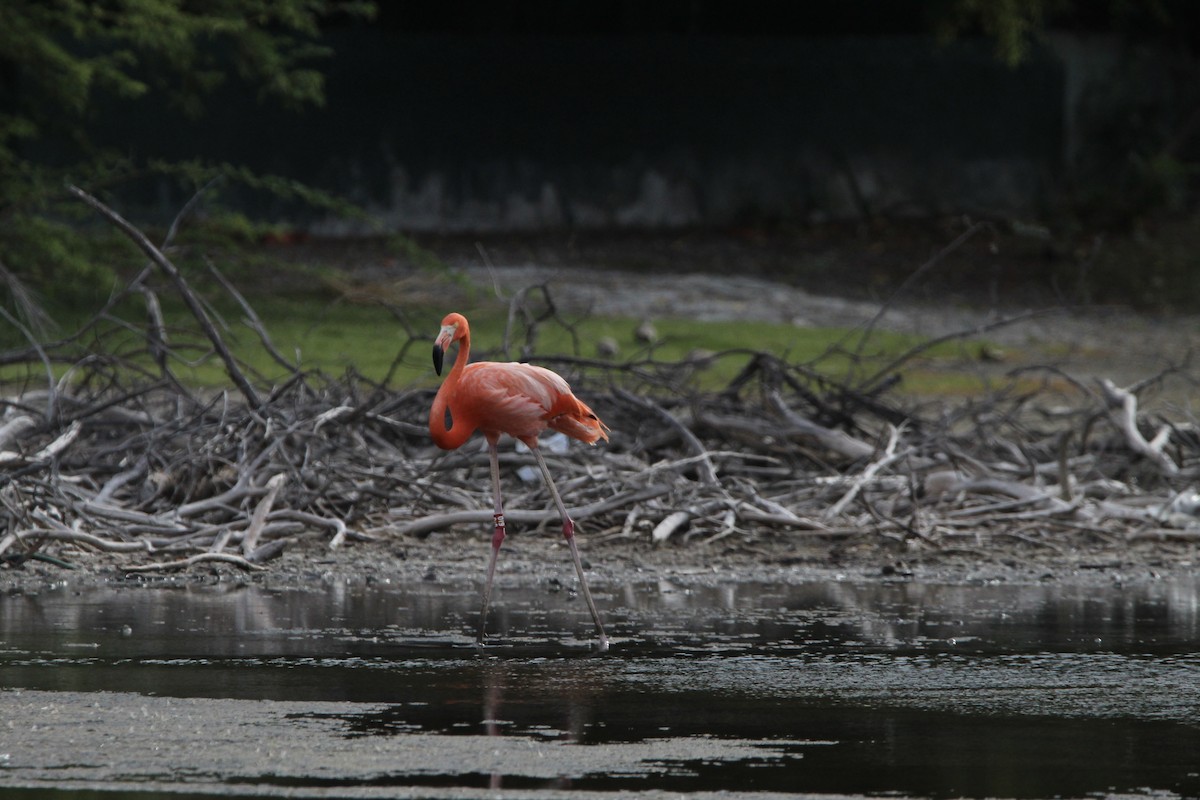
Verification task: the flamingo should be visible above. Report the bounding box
[430,312,610,648]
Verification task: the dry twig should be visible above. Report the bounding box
[0,200,1195,575]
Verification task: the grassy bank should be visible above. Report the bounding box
[0,246,997,398]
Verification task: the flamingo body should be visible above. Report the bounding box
[432,360,607,450]
[429,312,609,648]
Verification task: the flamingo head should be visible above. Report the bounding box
[432,313,467,375]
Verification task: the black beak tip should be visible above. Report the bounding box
[432,343,444,375]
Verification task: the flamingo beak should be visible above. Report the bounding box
[432,325,455,375]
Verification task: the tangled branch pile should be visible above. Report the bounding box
[2,189,1199,576]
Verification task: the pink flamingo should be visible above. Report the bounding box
[430,312,609,648]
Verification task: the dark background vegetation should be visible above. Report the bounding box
[4,0,1200,318]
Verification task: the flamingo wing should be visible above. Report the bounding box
[458,362,607,444]
[458,362,569,438]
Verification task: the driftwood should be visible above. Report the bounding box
[0,192,1198,574]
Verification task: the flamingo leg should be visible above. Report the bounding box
[477,436,505,644]
[531,445,609,650]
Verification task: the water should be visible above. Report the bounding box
[1,574,1198,798]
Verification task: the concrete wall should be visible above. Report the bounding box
[100,31,1070,231]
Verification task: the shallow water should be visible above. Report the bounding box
[1,574,1199,798]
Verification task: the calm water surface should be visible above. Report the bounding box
[1,573,1198,798]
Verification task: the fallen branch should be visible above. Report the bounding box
[652,510,691,543]
[615,389,721,487]
[396,484,673,538]
[766,391,878,462]
[0,528,153,556]
[242,473,287,556]
[823,425,911,519]
[124,552,267,573]
[0,420,82,466]
[67,184,262,408]
[1099,378,1180,476]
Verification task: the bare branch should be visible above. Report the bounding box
[67,184,262,408]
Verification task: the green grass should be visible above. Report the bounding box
[0,275,999,396]
[210,299,985,394]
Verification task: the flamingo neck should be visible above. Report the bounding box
[430,329,474,450]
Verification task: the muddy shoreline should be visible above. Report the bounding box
[3,523,1189,599]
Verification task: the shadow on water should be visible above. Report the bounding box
[2,574,1200,798]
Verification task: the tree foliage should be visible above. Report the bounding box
[0,0,374,313]
[932,0,1200,66]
